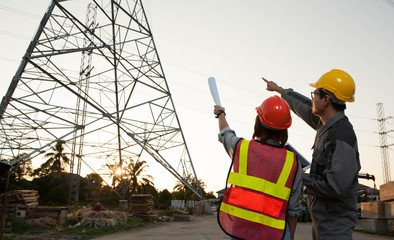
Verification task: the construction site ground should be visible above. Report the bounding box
[4,212,394,239]
[93,212,394,240]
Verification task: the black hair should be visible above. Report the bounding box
[318,89,346,112]
[252,116,288,147]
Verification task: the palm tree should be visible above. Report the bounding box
[124,158,154,194]
[173,174,205,200]
[104,161,120,188]
[173,177,189,194]
[33,140,70,176]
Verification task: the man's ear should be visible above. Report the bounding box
[324,95,330,105]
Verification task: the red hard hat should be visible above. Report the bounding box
[255,96,292,130]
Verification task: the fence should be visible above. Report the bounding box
[171,200,197,210]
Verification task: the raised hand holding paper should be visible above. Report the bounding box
[208,77,221,106]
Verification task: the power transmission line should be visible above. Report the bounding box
[0,4,41,18]
[0,30,30,39]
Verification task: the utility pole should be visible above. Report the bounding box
[376,102,394,183]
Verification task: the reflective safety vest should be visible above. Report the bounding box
[218,139,298,240]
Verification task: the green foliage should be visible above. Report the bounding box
[104,158,155,200]
[4,215,46,234]
[158,209,180,217]
[96,185,120,208]
[171,190,184,200]
[205,191,217,199]
[123,159,154,195]
[145,185,159,204]
[85,173,104,188]
[0,153,33,192]
[4,215,146,240]
[31,173,69,205]
[2,145,216,209]
[172,174,206,200]
[158,189,172,206]
[33,140,70,177]
[57,217,145,238]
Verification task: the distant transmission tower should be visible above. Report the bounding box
[376,103,393,183]
[0,0,202,204]
[68,2,98,206]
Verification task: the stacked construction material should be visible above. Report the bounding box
[29,206,68,225]
[80,210,128,228]
[23,217,57,228]
[192,200,213,215]
[0,190,39,218]
[129,194,157,220]
[360,181,394,233]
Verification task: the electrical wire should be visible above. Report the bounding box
[0,56,20,63]
[0,4,41,19]
[0,30,30,40]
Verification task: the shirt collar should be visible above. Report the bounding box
[255,138,282,148]
[317,111,346,135]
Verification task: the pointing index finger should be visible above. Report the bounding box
[262,77,269,83]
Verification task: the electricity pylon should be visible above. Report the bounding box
[0,0,203,204]
[376,103,393,183]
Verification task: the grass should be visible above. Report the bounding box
[158,209,184,217]
[3,216,147,240]
[59,217,146,239]
[4,216,48,234]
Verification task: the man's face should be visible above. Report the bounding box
[311,89,325,116]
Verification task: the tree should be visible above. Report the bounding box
[205,191,217,199]
[158,189,172,207]
[0,154,33,192]
[31,172,69,205]
[83,173,105,203]
[2,153,33,182]
[85,172,104,189]
[173,174,206,200]
[124,159,154,195]
[102,158,154,200]
[33,140,70,177]
[104,160,121,188]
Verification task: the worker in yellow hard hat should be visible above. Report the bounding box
[214,96,303,240]
[263,69,360,240]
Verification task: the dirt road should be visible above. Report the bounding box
[93,213,394,240]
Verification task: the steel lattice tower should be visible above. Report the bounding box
[0,0,202,204]
[376,103,392,183]
[68,2,98,205]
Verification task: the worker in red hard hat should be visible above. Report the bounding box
[214,95,302,240]
[263,69,360,240]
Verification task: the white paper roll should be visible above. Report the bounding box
[208,77,221,106]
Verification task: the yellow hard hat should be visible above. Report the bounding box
[309,69,355,102]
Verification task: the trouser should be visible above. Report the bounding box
[307,196,357,240]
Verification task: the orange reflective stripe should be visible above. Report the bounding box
[222,139,296,232]
[228,187,284,218]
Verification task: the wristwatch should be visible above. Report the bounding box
[215,110,226,118]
